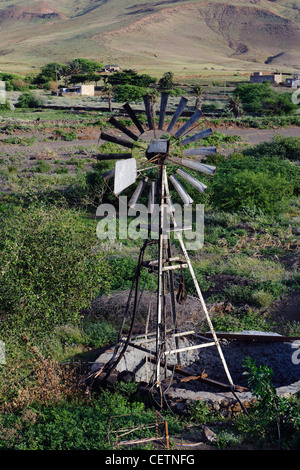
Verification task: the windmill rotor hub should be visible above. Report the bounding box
[145,138,170,164]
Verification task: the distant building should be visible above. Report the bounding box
[101,65,121,73]
[285,74,300,88]
[58,84,95,96]
[250,72,282,84]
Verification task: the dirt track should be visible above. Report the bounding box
[222,126,300,146]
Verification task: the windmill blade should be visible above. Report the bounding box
[109,116,139,141]
[128,176,148,209]
[176,168,207,193]
[169,174,193,206]
[167,97,188,133]
[114,158,137,195]
[102,169,115,181]
[174,109,203,139]
[180,128,213,146]
[182,147,216,157]
[158,92,169,130]
[100,131,134,149]
[148,180,157,213]
[122,103,145,135]
[97,152,132,161]
[180,159,216,176]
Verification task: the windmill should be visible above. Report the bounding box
[95,92,235,394]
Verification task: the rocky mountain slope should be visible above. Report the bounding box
[0,0,299,73]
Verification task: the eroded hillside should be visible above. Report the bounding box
[0,0,299,72]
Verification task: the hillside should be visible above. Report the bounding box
[0,0,299,74]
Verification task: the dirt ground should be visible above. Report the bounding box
[222,126,300,146]
[0,118,299,182]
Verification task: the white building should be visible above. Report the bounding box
[58,84,95,96]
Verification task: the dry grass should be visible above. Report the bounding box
[0,342,84,412]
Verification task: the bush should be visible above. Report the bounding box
[235,82,273,114]
[0,204,112,332]
[244,135,300,161]
[82,320,117,348]
[0,100,11,111]
[114,84,146,103]
[34,161,52,173]
[15,92,44,108]
[241,358,300,448]
[106,69,156,88]
[0,389,158,450]
[54,129,77,141]
[209,156,298,214]
[234,82,297,116]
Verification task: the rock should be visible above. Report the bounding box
[202,426,217,443]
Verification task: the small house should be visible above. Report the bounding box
[250,72,282,84]
[73,84,95,96]
[101,65,121,73]
[58,84,95,96]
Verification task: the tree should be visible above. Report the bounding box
[144,88,159,128]
[34,63,68,86]
[69,73,102,85]
[114,84,146,103]
[191,84,204,110]
[262,92,297,116]
[227,95,243,118]
[68,58,103,75]
[102,82,114,112]
[106,69,156,88]
[234,81,273,114]
[158,71,175,90]
[234,81,297,116]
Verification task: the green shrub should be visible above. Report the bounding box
[34,161,52,173]
[54,166,69,174]
[244,135,300,161]
[3,136,37,146]
[251,290,274,308]
[15,92,44,108]
[211,309,275,333]
[0,100,11,111]
[82,320,117,348]
[241,358,300,448]
[114,84,146,103]
[54,129,77,141]
[209,156,297,214]
[0,390,145,450]
[0,204,112,332]
[235,82,297,116]
[189,400,211,424]
[107,257,157,292]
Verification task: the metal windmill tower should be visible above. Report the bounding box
[96,92,235,393]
